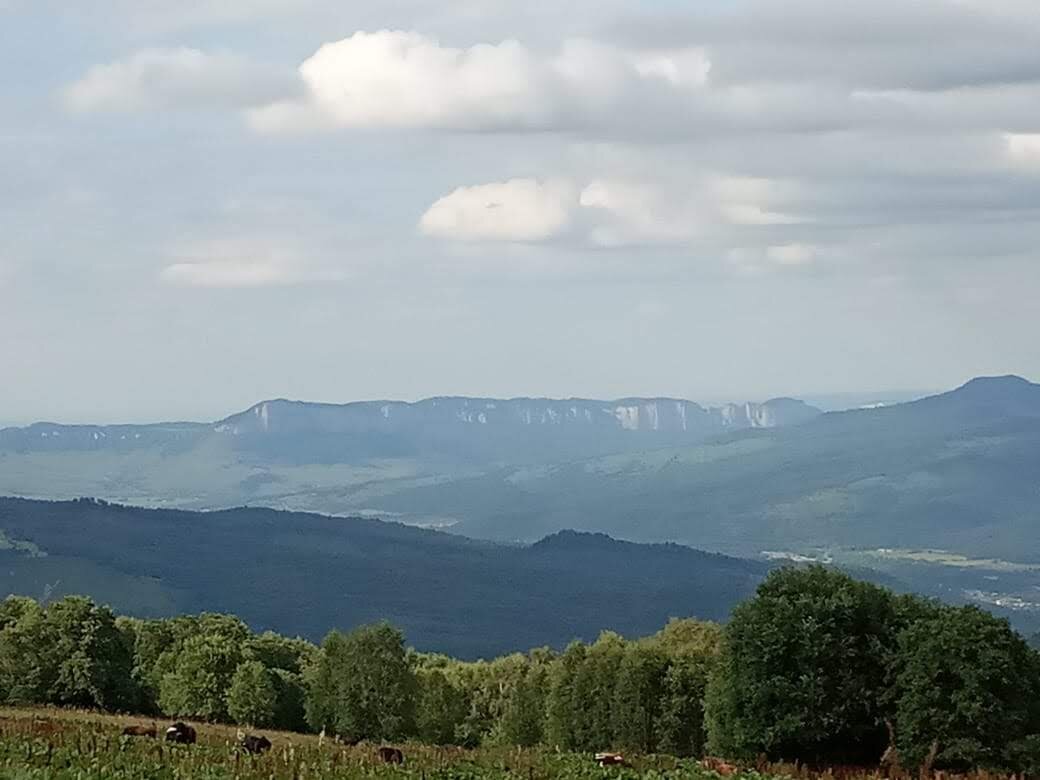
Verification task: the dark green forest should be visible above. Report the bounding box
[2,567,1039,772]
[0,496,766,658]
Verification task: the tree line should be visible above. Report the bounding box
[1,567,1039,772]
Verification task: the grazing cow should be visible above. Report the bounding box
[165,722,197,745]
[701,757,739,776]
[378,746,405,764]
[595,752,627,767]
[122,724,157,738]
[239,734,272,754]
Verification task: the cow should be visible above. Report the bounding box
[595,752,627,767]
[701,757,739,776]
[238,734,272,754]
[122,724,157,738]
[165,722,197,744]
[378,746,405,764]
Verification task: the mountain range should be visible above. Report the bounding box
[2,375,1039,635]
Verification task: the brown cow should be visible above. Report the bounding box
[122,724,157,738]
[378,746,404,764]
[701,757,739,776]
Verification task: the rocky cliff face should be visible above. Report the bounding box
[0,395,821,461]
[215,395,821,437]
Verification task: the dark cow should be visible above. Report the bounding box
[165,722,197,744]
[239,734,272,754]
[122,724,157,738]
[378,746,405,764]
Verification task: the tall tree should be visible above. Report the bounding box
[572,632,625,751]
[656,656,712,758]
[227,660,278,727]
[159,632,244,721]
[43,596,136,710]
[544,641,586,750]
[613,644,669,753]
[305,622,417,741]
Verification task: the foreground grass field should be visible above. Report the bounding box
[0,707,1025,780]
[0,706,730,779]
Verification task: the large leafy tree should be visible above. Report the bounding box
[227,660,278,727]
[894,606,1040,771]
[306,622,417,741]
[706,566,899,764]
[43,596,136,710]
[159,632,244,721]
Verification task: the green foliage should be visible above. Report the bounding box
[158,632,244,721]
[613,644,669,753]
[571,632,625,751]
[416,669,467,745]
[498,663,548,747]
[0,596,135,710]
[706,566,898,764]
[306,622,417,741]
[227,660,277,727]
[1,576,1039,774]
[894,606,1040,770]
[270,668,308,732]
[657,656,712,758]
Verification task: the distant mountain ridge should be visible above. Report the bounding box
[0,394,821,464]
[217,395,820,436]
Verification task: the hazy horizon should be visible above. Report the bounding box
[5,1,1040,423]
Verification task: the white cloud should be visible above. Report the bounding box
[63,48,299,113]
[1006,133,1040,165]
[767,243,817,266]
[421,173,804,247]
[579,179,701,246]
[728,243,821,274]
[159,239,338,288]
[420,178,576,242]
[248,30,709,133]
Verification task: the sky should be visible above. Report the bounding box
[2,0,1039,423]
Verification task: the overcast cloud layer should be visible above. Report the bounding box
[2,0,1039,422]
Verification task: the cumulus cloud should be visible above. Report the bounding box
[160,239,338,288]
[420,179,575,242]
[248,30,709,133]
[421,174,803,247]
[63,48,300,113]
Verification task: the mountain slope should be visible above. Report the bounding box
[360,376,1040,560]
[0,394,820,513]
[0,497,767,658]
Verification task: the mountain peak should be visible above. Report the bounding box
[956,374,1032,391]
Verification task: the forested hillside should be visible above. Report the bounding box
[0,497,766,658]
